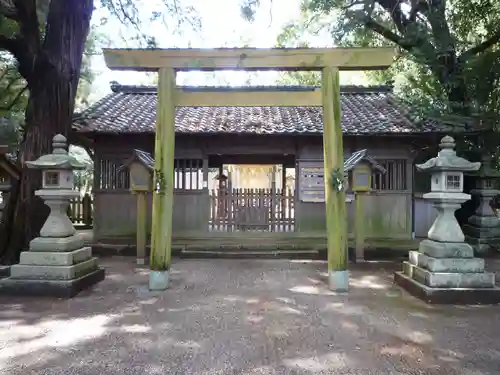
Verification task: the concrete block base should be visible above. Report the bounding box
[394,271,500,305]
[328,270,349,292]
[10,257,98,280]
[19,247,92,266]
[30,234,84,252]
[0,268,105,298]
[465,235,500,255]
[419,239,473,258]
[403,261,495,288]
[408,251,485,273]
[149,270,169,291]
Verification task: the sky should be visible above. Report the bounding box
[88,0,367,103]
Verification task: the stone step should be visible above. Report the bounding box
[180,249,320,259]
[10,258,98,281]
[419,239,474,259]
[29,234,85,252]
[394,271,500,305]
[408,251,485,273]
[402,262,495,288]
[0,268,105,298]
[19,247,92,266]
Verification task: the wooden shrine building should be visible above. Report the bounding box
[73,82,459,248]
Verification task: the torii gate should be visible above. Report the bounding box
[102,47,396,291]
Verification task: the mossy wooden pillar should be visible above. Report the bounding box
[322,66,348,291]
[149,67,176,290]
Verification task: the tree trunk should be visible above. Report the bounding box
[0,0,93,264]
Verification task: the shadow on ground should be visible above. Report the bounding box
[1,257,500,374]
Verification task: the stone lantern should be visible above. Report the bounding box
[0,134,105,298]
[463,153,500,254]
[394,135,500,304]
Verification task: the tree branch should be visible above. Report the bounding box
[13,0,41,54]
[0,0,18,20]
[377,0,409,32]
[409,0,428,22]
[460,29,500,62]
[361,15,415,51]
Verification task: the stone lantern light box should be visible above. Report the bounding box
[118,149,155,191]
[43,168,74,190]
[431,171,463,192]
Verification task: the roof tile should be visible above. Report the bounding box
[73,84,450,135]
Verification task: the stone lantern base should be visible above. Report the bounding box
[394,239,500,304]
[0,235,105,298]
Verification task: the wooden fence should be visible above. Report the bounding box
[209,188,295,232]
[68,194,93,228]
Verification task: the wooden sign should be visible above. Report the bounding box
[298,161,326,202]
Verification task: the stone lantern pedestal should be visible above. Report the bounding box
[0,135,105,298]
[463,155,500,255]
[394,136,500,304]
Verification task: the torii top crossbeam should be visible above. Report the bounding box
[102,47,396,72]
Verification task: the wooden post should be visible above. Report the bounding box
[136,191,148,265]
[322,66,348,291]
[82,193,92,227]
[149,67,176,290]
[354,192,366,262]
[271,165,276,232]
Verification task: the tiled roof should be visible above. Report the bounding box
[117,149,155,173]
[73,84,453,135]
[344,149,386,173]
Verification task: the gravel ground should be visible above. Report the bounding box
[1,257,500,375]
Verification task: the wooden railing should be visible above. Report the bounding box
[209,188,295,232]
[68,193,93,228]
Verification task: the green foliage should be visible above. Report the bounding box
[0,1,105,149]
[69,145,93,193]
[0,0,201,152]
[98,0,202,47]
[330,168,344,192]
[304,0,500,118]
[264,0,500,148]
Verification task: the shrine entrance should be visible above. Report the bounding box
[102,46,395,290]
[208,155,296,232]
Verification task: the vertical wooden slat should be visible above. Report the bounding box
[82,193,92,226]
[210,189,216,231]
[288,188,293,232]
[271,166,276,232]
[93,153,101,191]
[196,159,201,190]
[77,197,82,222]
[182,159,187,190]
[102,160,107,189]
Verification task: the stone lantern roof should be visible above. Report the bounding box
[472,153,500,178]
[416,135,481,172]
[25,134,87,170]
